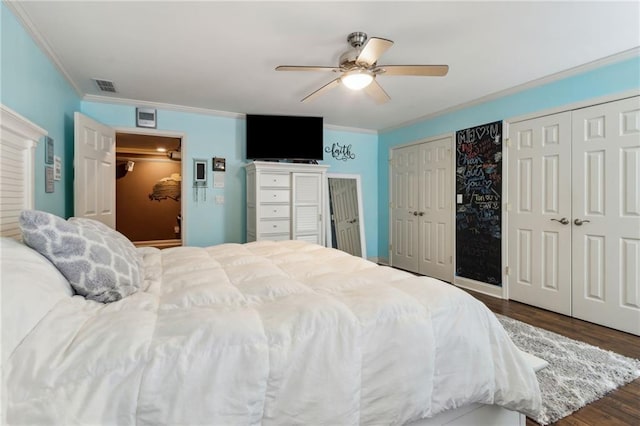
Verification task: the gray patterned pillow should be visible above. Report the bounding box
[68,216,144,273]
[19,210,141,303]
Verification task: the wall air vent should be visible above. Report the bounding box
[93,79,117,93]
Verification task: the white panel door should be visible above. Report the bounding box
[390,144,419,271]
[418,137,453,282]
[329,178,361,257]
[572,97,640,335]
[292,172,323,244]
[508,112,572,315]
[74,112,116,227]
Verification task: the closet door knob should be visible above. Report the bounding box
[550,217,569,225]
[574,218,591,226]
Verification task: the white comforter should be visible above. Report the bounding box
[5,240,540,425]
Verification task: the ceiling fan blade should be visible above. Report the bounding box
[375,65,449,76]
[301,78,341,103]
[355,37,394,66]
[364,79,390,105]
[276,65,340,72]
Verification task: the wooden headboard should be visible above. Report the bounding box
[0,104,47,239]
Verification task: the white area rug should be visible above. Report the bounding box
[497,314,640,425]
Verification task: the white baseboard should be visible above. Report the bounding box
[407,403,524,426]
[454,276,505,299]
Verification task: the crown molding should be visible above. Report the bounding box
[324,124,377,135]
[4,0,83,97]
[380,47,640,134]
[83,94,245,119]
[505,88,640,124]
[85,95,378,134]
[6,0,636,137]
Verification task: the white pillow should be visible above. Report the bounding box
[0,237,73,364]
[19,210,141,303]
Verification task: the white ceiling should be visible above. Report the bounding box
[10,1,640,131]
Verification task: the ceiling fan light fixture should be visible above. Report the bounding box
[341,69,374,90]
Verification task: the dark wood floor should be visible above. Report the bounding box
[465,289,640,426]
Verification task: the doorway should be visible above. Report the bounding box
[115,133,183,248]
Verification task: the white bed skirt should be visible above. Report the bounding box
[407,403,524,426]
[408,351,547,425]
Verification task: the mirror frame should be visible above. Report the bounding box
[325,173,367,259]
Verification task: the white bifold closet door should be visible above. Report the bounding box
[391,144,420,272]
[508,96,640,335]
[571,97,640,335]
[390,136,453,282]
[508,112,573,316]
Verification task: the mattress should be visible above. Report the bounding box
[3,239,540,425]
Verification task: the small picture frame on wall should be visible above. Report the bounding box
[212,157,226,172]
[45,166,54,193]
[53,156,62,181]
[45,136,54,164]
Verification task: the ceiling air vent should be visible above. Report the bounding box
[93,78,117,93]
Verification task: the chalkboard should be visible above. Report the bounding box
[455,121,502,286]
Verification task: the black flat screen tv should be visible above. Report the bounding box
[246,114,323,161]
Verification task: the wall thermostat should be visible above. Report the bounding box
[136,107,157,128]
[193,159,208,202]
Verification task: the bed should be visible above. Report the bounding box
[0,108,540,425]
[2,211,541,425]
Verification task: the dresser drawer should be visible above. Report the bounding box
[261,205,290,219]
[258,233,290,241]
[260,173,289,188]
[258,220,290,234]
[259,189,290,203]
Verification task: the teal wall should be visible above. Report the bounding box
[81,102,380,251]
[4,2,638,260]
[1,3,379,251]
[1,3,81,217]
[81,102,247,247]
[323,128,378,257]
[377,56,640,259]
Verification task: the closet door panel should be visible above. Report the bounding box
[572,96,640,335]
[390,145,420,272]
[507,112,572,315]
[418,137,453,282]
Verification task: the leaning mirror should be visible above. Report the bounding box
[326,173,366,258]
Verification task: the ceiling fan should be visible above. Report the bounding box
[275,32,449,104]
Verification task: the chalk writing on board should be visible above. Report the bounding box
[455,121,503,285]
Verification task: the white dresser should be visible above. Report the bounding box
[245,161,329,245]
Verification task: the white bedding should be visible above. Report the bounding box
[4,239,540,425]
